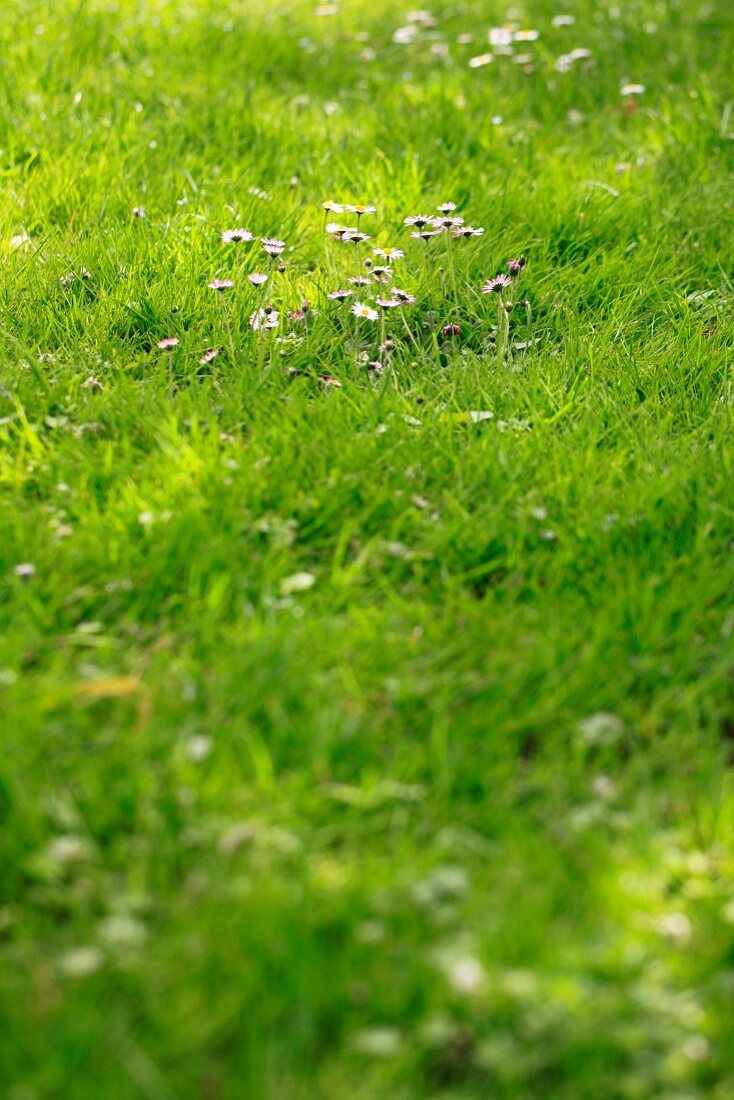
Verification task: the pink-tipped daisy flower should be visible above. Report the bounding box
[221,228,253,244]
[482,274,512,294]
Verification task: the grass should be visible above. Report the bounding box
[1,0,734,1095]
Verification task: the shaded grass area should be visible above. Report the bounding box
[1,0,734,1096]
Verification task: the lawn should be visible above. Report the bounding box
[1,0,734,1096]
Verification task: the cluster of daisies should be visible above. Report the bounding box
[150,199,529,375]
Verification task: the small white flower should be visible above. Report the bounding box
[280,572,316,595]
[621,82,645,96]
[351,302,378,321]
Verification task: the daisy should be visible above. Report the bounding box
[322,200,345,213]
[250,307,279,330]
[132,206,147,218]
[261,237,286,256]
[552,14,575,26]
[199,347,219,364]
[320,374,342,387]
[442,323,462,336]
[342,230,370,243]
[345,203,376,215]
[482,274,512,294]
[221,228,253,244]
[373,247,404,261]
[514,29,539,41]
[157,337,179,350]
[507,256,527,276]
[453,225,485,238]
[431,215,465,230]
[469,53,494,68]
[371,266,392,283]
[248,272,269,285]
[621,82,645,96]
[348,275,373,286]
[351,302,378,321]
[391,288,416,304]
[489,27,513,47]
[326,222,348,237]
[411,229,442,240]
[437,202,457,213]
[376,298,401,309]
[208,279,234,291]
[404,214,433,228]
[327,289,354,300]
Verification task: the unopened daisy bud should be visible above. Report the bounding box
[504,300,514,313]
[441,323,462,337]
[364,257,373,269]
[278,261,286,272]
[264,304,274,315]
[507,259,523,277]
[301,300,310,313]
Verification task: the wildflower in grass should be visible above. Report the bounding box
[326,222,348,237]
[199,347,219,364]
[262,237,286,256]
[342,229,370,243]
[406,10,436,26]
[277,261,287,272]
[482,274,512,294]
[393,25,419,45]
[60,268,92,289]
[372,265,392,283]
[507,256,527,277]
[621,83,645,95]
[367,359,383,371]
[320,374,342,387]
[288,309,307,323]
[437,202,457,213]
[514,29,539,41]
[351,302,378,321]
[442,323,462,337]
[132,205,147,218]
[411,228,442,240]
[248,272,268,286]
[391,288,416,304]
[374,247,404,262]
[157,337,179,350]
[453,225,484,238]
[432,214,464,231]
[348,275,372,286]
[14,562,36,579]
[345,203,376,216]
[376,298,401,309]
[552,14,575,26]
[250,307,279,330]
[222,228,253,244]
[327,289,354,300]
[489,27,513,47]
[469,53,494,68]
[209,279,234,291]
[404,214,433,228]
[569,47,592,60]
